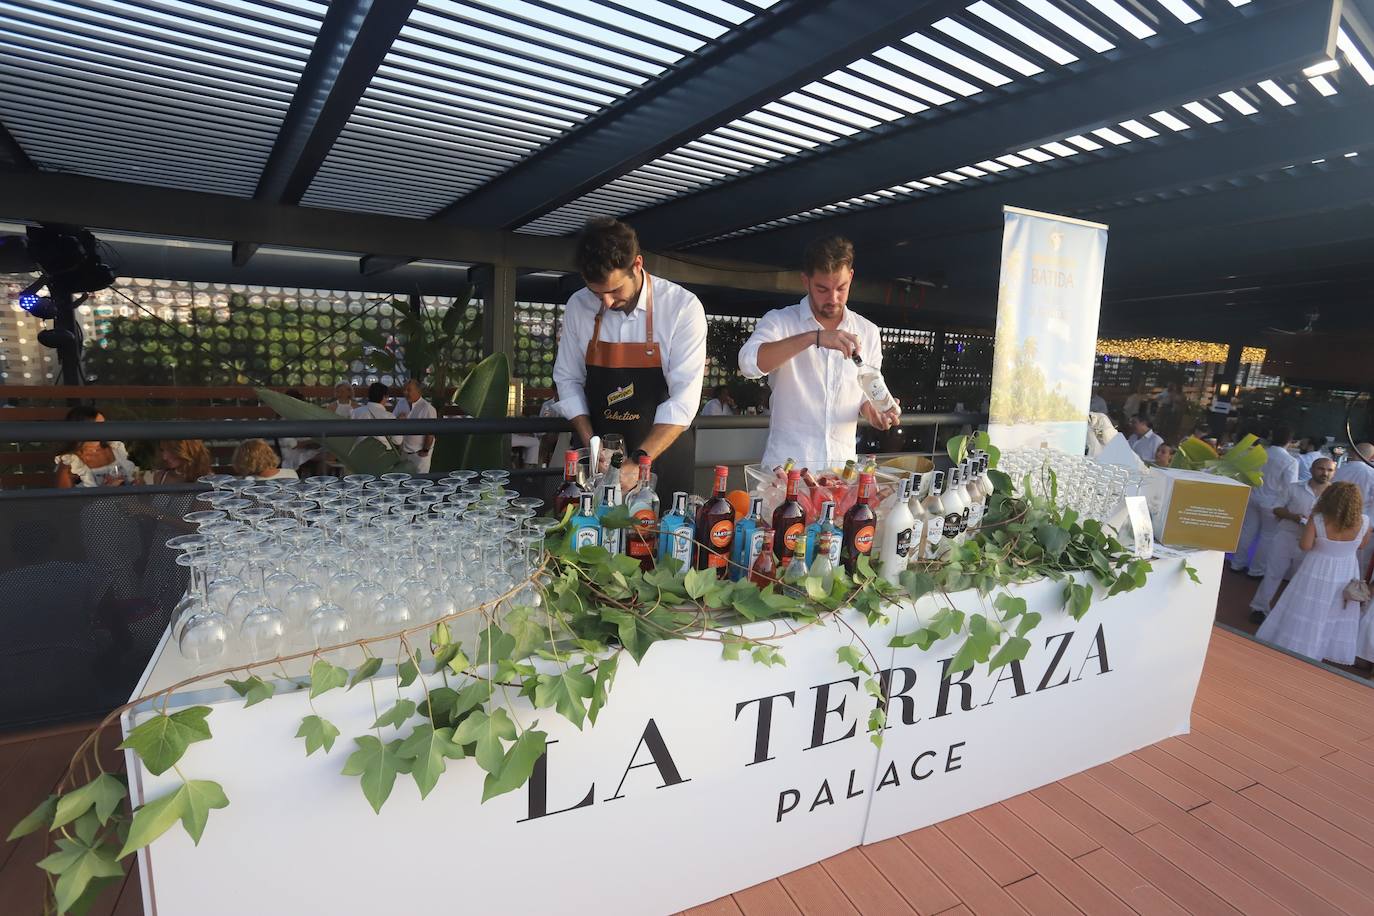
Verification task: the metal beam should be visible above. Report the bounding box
[698,93,1374,268]
[0,170,904,303]
[426,0,964,231]
[0,119,33,171]
[627,0,1339,249]
[472,264,517,364]
[233,0,417,266]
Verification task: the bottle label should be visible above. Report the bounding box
[966,503,983,532]
[671,525,694,564]
[573,527,599,550]
[628,509,657,557]
[603,528,623,555]
[709,520,734,549]
[828,533,842,564]
[853,525,875,555]
[923,518,944,559]
[782,523,805,555]
[942,509,962,541]
[746,529,766,569]
[707,551,727,569]
[895,527,913,558]
[959,507,971,534]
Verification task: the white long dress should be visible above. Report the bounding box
[1257,515,1368,665]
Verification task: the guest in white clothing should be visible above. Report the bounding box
[1231,426,1299,577]
[1249,457,1334,622]
[1257,482,1369,665]
[350,382,402,451]
[1295,438,1324,481]
[330,383,355,418]
[232,439,299,481]
[700,385,736,417]
[397,378,436,473]
[1126,416,1163,464]
[738,235,898,471]
[1333,442,1374,576]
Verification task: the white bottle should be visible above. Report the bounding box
[941,467,969,551]
[964,458,986,534]
[851,355,899,414]
[921,470,947,560]
[878,477,915,583]
[599,484,624,555]
[908,472,927,558]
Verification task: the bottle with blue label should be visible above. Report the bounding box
[597,483,624,555]
[657,490,695,570]
[569,492,601,551]
[730,495,767,581]
[804,500,839,567]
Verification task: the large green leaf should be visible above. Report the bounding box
[255,388,406,475]
[430,352,510,473]
[441,287,472,336]
[118,707,213,777]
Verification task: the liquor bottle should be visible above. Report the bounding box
[783,549,808,586]
[955,461,975,543]
[965,456,988,534]
[908,472,928,563]
[593,453,624,508]
[940,467,967,553]
[553,449,585,518]
[771,469,807,562]
[750,530,778,587]
[730,496,767,582]
[840,459,858,483]
[810,528,836,592]
[877,476,915,583]
[694,465,735,577]
[657,491,694,570]
[569,493,601,551]
[597,484,623,555]
[803,500,837,566]
[852,355,899,415]
[841,472,878,573]
[921,470,947,561]
[624,456,659,568]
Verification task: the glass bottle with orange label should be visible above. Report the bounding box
[771,469,806,562]
[750,530,778,587]
[624,455,659,569]
[552,448,586,518]
[841,472,878,573]
[694,465,736,577]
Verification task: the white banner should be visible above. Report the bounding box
[989,206,1108,455]
[128,554,1219,916]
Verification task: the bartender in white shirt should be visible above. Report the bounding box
[397,378,436,473]
[552,218,707,497]
[737,236,899,470]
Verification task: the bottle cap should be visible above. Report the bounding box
[787,469,801,480]
[638,455,651,467]
[715,464,728,475]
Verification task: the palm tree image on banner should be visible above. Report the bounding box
[988,206,1109,454]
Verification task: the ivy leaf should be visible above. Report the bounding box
[431,621,452,648]
[1034,523,1070,561]
[397,724,466,799]
[868,708,887,747]
[720,635,747,661]
[341,736,407,814]
[452,707,517,775]
[295,715,340,756]
[372,698,417,731]
[1015,612,1043,638]
[52,773,126,830]
[1182,562,1201,585]
[504,605,545,660]
[118,780,228,856]
[805,575,830,601]
[225,675,275,708]
[1065,582,1094,620]
[730,587,775,622]
[534,665,595,730]
[588,654,619,726]
[991,593,1027,620]
[38,836,124,913]
[481,729,548,802]
[310,660,349,698]
[864,677,884,701]
[478,624,516,666]
[348,657,382,690]
[397,653,420,688]
[836,645,871,675]
[988,636,1031,673]
[450,679,493,720]
[684,567,714,600]
[8,794,57,841]
[751,644,786,667]
[118,707,213,776]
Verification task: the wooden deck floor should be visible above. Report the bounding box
[3,626,1372,916]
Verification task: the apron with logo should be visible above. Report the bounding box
[582,273,696,499]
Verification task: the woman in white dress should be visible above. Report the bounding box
[1257,482,1369,665]
[54,406,138,488]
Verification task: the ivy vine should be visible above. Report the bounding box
[9,455,1196,915]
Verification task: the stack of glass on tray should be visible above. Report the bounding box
[997,447,1132,522]
[167,470,556,667]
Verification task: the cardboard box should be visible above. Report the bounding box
[1145,466,1250,552]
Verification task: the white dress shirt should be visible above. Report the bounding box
[400,397,436,454]
[1253,445,1299,508]
[700,398,734,417]
[350,401,401,449]
[738,298,883,470]
[332,400,354,418]
[553,273,707,428]
[1128,430,1162,464]
[1275,480,1321,536]
[1334,458,1374,518]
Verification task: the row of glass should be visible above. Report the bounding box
[168,470,556,668]
[999,448,1139,522]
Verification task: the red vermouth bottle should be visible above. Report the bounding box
[771,469,806,562]
[842,472,878,574]
[694,464,736,577]
[552,448,585,518]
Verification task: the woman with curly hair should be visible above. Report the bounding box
[231,438,298,481]
[145,439,212,484]
[1258,481,1369,664]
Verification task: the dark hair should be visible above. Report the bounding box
[1271,425,1292,447]
[367,381,388,403]
[714,384,730,398]
[1134,414,1152,428]
[802,235,855,275]
[65,404,100,422]
[575,217,639,282]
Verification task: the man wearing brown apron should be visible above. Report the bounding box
[552,218,707,497]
